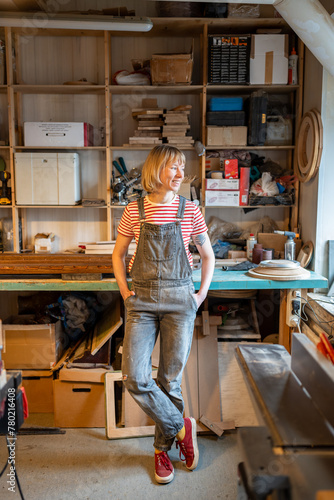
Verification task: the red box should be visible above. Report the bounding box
[239,167,250,206]
[224,159,238,179]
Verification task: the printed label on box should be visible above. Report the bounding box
[205,190,240,207]
[205,178,239,190]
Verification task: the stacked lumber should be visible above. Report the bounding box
[0,254,115,275]
[162,105,194,147]
[125,98,163,147]
[124,99,194,149]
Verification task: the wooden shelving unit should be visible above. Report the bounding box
[0,17,303,252]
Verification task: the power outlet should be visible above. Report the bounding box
[286,289,301,327]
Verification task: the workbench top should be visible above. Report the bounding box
[0,270,327,291]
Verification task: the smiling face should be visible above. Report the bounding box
[159,160,185,194]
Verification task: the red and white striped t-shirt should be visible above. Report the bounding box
[117,195,207,270]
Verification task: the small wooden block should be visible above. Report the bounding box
[142,98,158,108]
[199,415,235,436]
[202,310,210,336]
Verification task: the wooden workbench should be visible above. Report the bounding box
[0,269,327,351]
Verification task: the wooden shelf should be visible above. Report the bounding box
[11,27,104,37]
[205,145,294,150]
[149,17,289,36]
[0,18,303,252]
[12,84,106,95]
[109,85,202,95]
[206,84,299,94]
[110,145,195,151]
[13,146,106,151]
[205,205,294,209]
[15,205,107,209]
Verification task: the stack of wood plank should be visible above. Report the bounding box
[125,98,163,147]
[124,99,194,149]
[162,105,194,147]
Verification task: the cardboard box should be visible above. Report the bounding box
[151,51,193,85]
[205,178,239,190]
[2,317,64,370]
[205,190,240,207]
[207,126,247,147]
[53,301,123,428]
[224,159,239,179]
[53,379,105,427]
[239,167,250,206]
[250,34,288,85]
[257,233,302,257]
[205,157,222,171]
[24,122,94,147]
[35,233,56,254]
[15,152,81,206]
[21,370,54,413]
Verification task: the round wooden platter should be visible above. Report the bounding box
[297,240,314,268]
[248,267,310,281]
[250,266,306,277]
[296,109,323,183]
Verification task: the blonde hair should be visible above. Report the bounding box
[141,145,186,193]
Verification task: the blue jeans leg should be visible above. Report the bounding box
[122,283,197,451]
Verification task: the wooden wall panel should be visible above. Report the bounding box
[22,207,108,251]
[20,94,105,142]
[18,35,105,85]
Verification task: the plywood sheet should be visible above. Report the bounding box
[218,341,260,427]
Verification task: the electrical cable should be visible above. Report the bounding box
[298,296,334,339]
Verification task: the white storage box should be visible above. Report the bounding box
[205,178,239,190]
[35,233,56,253]
[24,122,94,147]
[250,34,288,85]
[15,152,81,205]
[205,190,240,207]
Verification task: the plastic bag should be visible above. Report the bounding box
[113,70,150,86]
[207,216,242,245]
[45,292,112,341]
[212,240,232,259]
[250,172,279,197]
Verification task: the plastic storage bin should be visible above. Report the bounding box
[208,97,243,112]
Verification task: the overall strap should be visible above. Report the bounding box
[137,196,146,220]
[176,195,187,220]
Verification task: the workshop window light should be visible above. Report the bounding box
[0,12,153,32]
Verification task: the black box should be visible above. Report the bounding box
[206,111,246,126]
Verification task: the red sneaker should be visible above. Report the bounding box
[176,417,199,470]
[154,451,174,484]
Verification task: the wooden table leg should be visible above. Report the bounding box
[279,289,291,352]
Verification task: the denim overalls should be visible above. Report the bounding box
[122,196,198,451]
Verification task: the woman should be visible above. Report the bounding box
[112,145,215,484]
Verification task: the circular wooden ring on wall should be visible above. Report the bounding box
[297,113,317,175]
[312,109,323,172]
[296,109,321,183]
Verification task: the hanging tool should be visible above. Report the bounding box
[111,157,142,205]
[0,169,11,205]
[113,158,129,181]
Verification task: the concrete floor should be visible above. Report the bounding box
[1,424,241,500]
